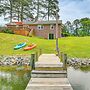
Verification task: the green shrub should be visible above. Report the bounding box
[3,28,14,34]
[62,32,70,37]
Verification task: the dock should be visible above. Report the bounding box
[25,54,73,90]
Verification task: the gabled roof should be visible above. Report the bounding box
[24,20,62,25]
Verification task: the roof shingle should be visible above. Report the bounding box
[24,20,62,25]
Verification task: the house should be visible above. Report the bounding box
[6,20,62,39]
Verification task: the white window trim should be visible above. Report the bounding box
[37,25,44,30]
[50,25,54,30]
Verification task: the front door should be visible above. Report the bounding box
[49,34,54,39]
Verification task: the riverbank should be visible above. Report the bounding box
[0,55,90,67]
[0,66,31,72]
[68,58,90,67]
[0,55,30,66]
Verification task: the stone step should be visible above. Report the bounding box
[25,78,73,90]
[31,70,67,78]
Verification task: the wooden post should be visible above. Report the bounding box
[35,52,38,62]
[39,49,42,56]
[60,52,63,61]
[30,54,35,70]
[56,48,60,57]
[63,54,67,70]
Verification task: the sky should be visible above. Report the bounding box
[60,0,90,23]
[0,0,90,26]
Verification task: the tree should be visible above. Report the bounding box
[80,17,90,36]
[33,0,46,21]
[0,0,60,22]
[14,0,34,22]
[65,21,71,27]
[73,19,80,36]
[35,0,39,21]
[0,0,15,22]
[65,21,72,33]
[45,0,59,20]
[0,0,34,22]
[0,0,4,16]
[62,24,70,37]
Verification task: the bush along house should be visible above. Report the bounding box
[6,20,62,39]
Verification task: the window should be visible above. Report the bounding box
[49,33,54,39]
[50,25,54,30]
[37,25,44,30]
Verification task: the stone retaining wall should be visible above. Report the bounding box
[0,55,31,66]
[67,58,90,66]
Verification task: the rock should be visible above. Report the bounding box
[67,57,90,67]
[0,55,30,66]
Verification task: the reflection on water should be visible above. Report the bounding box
[0,67,90,90]
[67,67,90,90]
[0,70,31,90]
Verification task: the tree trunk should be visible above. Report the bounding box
[21,4,23,22]
[76,24,78,36]
[36,0,39,21]
[18,7,20,22]
[47,0,50,21]
[47,1,49,21]
[9,0,13,23]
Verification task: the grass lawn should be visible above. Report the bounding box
[0,33,90,58]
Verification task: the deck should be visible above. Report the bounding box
[25,54,73,90]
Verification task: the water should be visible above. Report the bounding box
[0,70,31,90]
[0,67,90,90]
[68,67,90,90]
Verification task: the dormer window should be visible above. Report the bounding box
[50,25,54,30]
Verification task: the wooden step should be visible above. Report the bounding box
[35,63,63,67]
[31,70,67,78]
[26,85,73,90]
[25,78,73,90]
[35,67,64,71]
[35,63,63,71]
